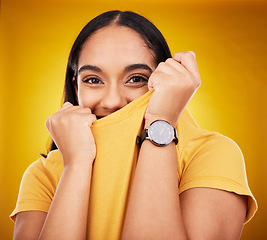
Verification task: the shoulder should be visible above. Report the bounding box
[25,150,63,183]
[176,110,257,223]
[10,150,63,221]
[177,108,243,164]
[177,109,246,185]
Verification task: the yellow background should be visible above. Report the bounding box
[1,0,266,239]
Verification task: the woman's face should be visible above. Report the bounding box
[75,25,156,119]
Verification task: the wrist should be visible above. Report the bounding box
[144,113,177,128]
[62,154,95,170]
[64,162,93,177]
[138,119,178,148]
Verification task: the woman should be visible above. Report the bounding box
[11,10,257,239]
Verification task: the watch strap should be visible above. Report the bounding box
[173,128,179,145]
[136,128,149,148]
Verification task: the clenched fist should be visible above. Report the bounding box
[145,51,201,127]
[45,102,97,168]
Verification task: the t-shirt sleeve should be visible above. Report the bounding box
[10,152,62,221]
[178,133,257,224]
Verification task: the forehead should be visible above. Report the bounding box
[78,25,156,69]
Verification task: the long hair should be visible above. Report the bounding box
[45,10,172,155]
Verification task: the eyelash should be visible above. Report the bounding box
[82,77,103,84]
[126,75,148,84]
[81,74,149,86]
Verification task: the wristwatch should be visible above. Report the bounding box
[137,120,178,147]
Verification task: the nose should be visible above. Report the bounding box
[100,84,127,112]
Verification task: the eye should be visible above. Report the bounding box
[82,77,104,85]
[126,75,148,85]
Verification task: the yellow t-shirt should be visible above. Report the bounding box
[10,90,257,239]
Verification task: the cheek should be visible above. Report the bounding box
[127,86,149,101]
[77,88,101,110]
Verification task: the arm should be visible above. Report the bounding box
[14,211,47,240]
[122,52,247,239]
[122,138,247,239]
[38,162,92,239]
[14,102,96,240]
[180,187,247,240]
[122,140,187,239]
[13,164,92,240]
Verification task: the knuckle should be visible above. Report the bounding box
[190,76,201,89]
[173,52,182,57]
[156,62,165,71]
[50,112,65,126]
[63,101,72,106]
[45,118,50,128]
[195,78,201,88]
[149,71,156,79]
[92,114,97,122]
[165,58,174,64]
[86,108,92,114]
[185,51,193,58]
[153,71,165,82]
[49,114,57,126]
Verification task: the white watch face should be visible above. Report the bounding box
[148,120,174,145]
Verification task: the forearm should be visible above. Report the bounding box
[39,161,92,240]
[122,139,187,239]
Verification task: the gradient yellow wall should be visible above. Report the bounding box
[1,0,266,239]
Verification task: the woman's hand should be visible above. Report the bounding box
[45,102,97,168]
[145,51,201,127]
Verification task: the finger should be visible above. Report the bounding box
[80,113,97,127]
[173,52,199,74]
[188,51,196,59]
[148,71,167,90]
[72,107,92,115]
[87,114,97,124]
[165,58,187,73]
[55,102,74,113]
[62,101,73,109]
[45,116,52,133]
[155,60,185,76]
[148,71,156,90]
[57,102,88,115]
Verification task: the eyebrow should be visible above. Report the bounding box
[78,65,101,74]
[124,64,153,73]
[78,63,153,74]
